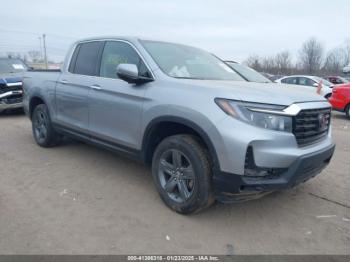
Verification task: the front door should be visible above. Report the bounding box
[88,40,153,149]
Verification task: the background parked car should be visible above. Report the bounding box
[275,75,334,99]
[267,74,285,82]
[343,65,350,74]
[225,61,271,83]
[329,83,350,119]
[324,76,349,85]
[0,57,27,113]
[260,72,274,81]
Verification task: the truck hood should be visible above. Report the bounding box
[0,72,24,85]
[179,79,326,106]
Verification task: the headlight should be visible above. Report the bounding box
[215,98,293,132]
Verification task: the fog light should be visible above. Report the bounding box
[244,146,286,177]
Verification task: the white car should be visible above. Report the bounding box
[275,75,334,99]
[343,65,350,74]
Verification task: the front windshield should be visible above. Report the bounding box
[226,62,271,83]
[141,40,245,81]
[314,76,333,86]
[0,59,27,74]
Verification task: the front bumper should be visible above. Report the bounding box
[213,143,335,203]
[0,101,23,111]
[0,90,23,112]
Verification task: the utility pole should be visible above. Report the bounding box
[42,34,48,69]
[38,36,43,61]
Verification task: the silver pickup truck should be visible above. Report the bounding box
[23,37,335,214]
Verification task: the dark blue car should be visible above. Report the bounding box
[0,58,28,113]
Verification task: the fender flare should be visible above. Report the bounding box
[141,115,221,171]
[28,93,48,119]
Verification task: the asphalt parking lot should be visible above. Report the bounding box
[0,111,349,255]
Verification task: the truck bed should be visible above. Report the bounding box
[28,69,61,72]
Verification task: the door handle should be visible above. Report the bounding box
[90,84,102,90]
[60,79,69,84]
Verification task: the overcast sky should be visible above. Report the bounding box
[0,0,349,62]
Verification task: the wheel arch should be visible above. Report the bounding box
[29,95,47,119]
[325,93,332,99]
[141,116,220,172]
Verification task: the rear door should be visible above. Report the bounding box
[55,41,104,134]
[298,77,316,87]
[88,40,153,149]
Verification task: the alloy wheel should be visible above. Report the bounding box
[34,110,48,142]
[158,149,195,203]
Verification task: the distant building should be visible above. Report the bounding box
[28,62,62,70]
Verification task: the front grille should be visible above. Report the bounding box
[293,107,331,146]
[0,83,22,94]
[4,94,23,104]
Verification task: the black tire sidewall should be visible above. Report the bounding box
[346,104,350,119]
[152,135,212,214]
[32,104,57,147]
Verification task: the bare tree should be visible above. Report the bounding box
[6,52,24,60]
[27,50,42,63]
[261,56,276,74]
[275,51,292,75]
[244,52,293,75]
[344,39,350,66]
[243,37,347,76]
[298,38,324,74]
[324,47,347,73]
[244,54,262,71]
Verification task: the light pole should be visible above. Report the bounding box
[43,34,48,69]
[38,36,43,61]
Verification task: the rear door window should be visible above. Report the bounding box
[282,77,297,84]
[73,41,104,76]
[298,77,315,86]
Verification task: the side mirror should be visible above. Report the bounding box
[116,63,153,84]
[313,82,319,87]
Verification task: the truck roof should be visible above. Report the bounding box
[74,36,141,43]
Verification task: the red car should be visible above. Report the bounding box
[329,83,350,119]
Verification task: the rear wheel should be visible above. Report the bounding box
[346,104,350,120]
[32,104,61,147]
[151,135,214,214]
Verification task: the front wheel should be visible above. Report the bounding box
[32,104,61,147]
[151,135,214,214]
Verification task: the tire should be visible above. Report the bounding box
[346,104,350,120]
[32,104,61,147]
[151,134,214,214]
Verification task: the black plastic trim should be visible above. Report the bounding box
[214,143,335,203]
[28,94,48,119]
[53,123,142,161]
